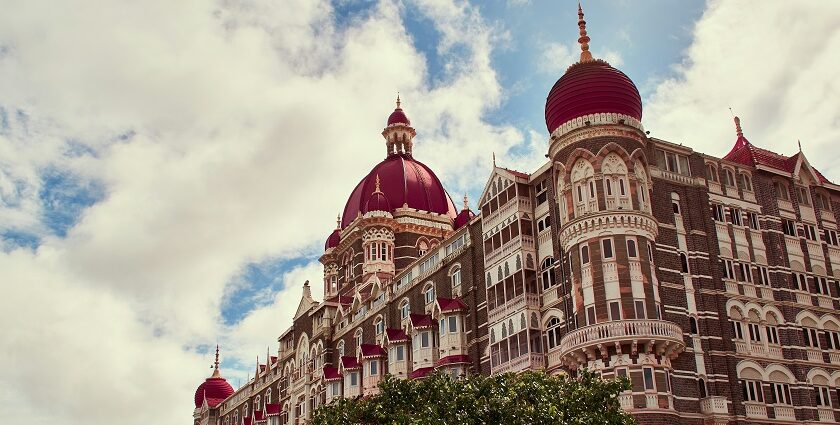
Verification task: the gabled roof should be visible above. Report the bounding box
[341,356,360,370]
[409,366,435,379]
[385,328,409,343]
[722,118,832,184]
[323,366,342,381]
[436,354,470,367]
[436,297,469,313]
[293,281,316,320]
[360,344,387,358]
[409,314,434,329]
[477,166,530,206]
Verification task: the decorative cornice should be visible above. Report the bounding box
[558,210,659,252]
[549,115,645,160]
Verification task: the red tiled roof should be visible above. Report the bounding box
[385,328,409,343]
[265,404,281,416]
[410,314,434,329]
[437,297,469,313]
[326,295,353,305]
[499,167,529,179]
[205,397,226,408]
[253,411,265,421]
[195,376,234,408]
[341,356,360,370]
[360,344,387,358]
[410,367,435,379]
[436,354,470,367]
[722,135,832,184]
[323,366,342,381]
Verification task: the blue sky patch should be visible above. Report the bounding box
[38,167,105,238]
[220,256,312,325]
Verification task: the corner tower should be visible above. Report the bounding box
[545,3,684,412]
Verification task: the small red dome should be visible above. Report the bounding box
[194,376,234,408]
[387,108,410,126]
[544,60,642,134]
[453,208,475,230]
[341,154,457,228]
[365,189,392,213]
[325,228,340,250]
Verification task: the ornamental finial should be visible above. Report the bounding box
[396,93,401,109]
[578,2,593,62]
[336,214,341,229]
[211,344,221,378]
[734,116,743,138]
[463,194,469,210]
[375,174,382,193]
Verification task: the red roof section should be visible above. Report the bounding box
[341,154,458,228]
[436,354,470,367]
[385,328,409,343]
[265,404,281,416]
[253,411,265,421]
[360,344,387,358]
[453,208,475,230]
[387,107,410,126]
[409,314,434,329]
[410,366,435,379]
[341,356,361,370]
[323,366,342,381]
[437,297,469,313]
[545,60,642,134]
[326,295,353,305]
[194,376,234,408]
[722,132,832,183]
[325,228,340,250]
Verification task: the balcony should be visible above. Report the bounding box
[744,401,767,419]
[821,209,836,222]
[807,347,823,363]
[778,198,794,211]
[487,293,540,323]
[796,291,812,306]
[484,234,535,268]
[817,295,834,309]
[830,352,840,365]
[700,396,729,416]
[557,320,684,368]
[830,246,840,271]
[558,210,658,252]
[818,407,835,422]
[491,352,544,375]
[773,405,795,420]
[743,190,757,203]
[618,394,633,410]
[735,340,783,359]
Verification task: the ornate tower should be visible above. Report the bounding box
[546,3,684,412]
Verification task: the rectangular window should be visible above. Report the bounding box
[815,276,830,295]
[635,300,647,319]
[756,266,769,286]
[743,380,764,402]
[580,245,590,264]
[586,306,596,325]
[783,220,798,237]
[732,321,744,340]
[730,208,743,226]
[722,259,735,280]
[448,316,458,333]
[748,323,762,342]
[798,187,811,206]
[396,345,405,361]
[747,212,760,230]
[350,372,358,386]
[626,239,637,258]
[804,328,820,348]
[766,326,779,345]
[616,368,628,379]
[602,239,614,259]
[772,383,791,405]
[816,386,832,407]
[826,229,839,246]
[738,263,752,283]
[643,367,655,391]
[804,224,818,241]
[712,204,725,222]
[439,319,446,336]
[825,331,840,350]
[421,331,430,348]
[609,301,621,321]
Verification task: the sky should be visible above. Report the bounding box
[1,0,839,423]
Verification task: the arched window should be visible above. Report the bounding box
[450,265,462,289]
[723,168,736,187]
[705,163,718,182]
[571,158,596,216]
[580,244,590,264]
[423,283,435,305]
[374,316,384,336]
[418,240,429,257]
[399,299,410,320]
[602,153,630,209]
[635,160,650,212]
[774,181,790,201]
[541,257,556,290]
[739,173,752,192]
[337,340,345,358]
[680,253,689,273]
[626,239,637,258]
[698,378,707,398]
[354,328,363,351]
[546,317,562,349]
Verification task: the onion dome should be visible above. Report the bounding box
[544,4,642,134]
[364,175,392,213]
[387,94,410,126]
[341,97,457,228]
[324,215,341,250]
[194,346,234,408]
[453,194,475,230]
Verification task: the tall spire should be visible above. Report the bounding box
[577,2,593,62]
[374,174,382,193]
[336,214,341,229]
[211,345,221,378]
[396,93,401,109]
[734,116,744,138]
[463,194,469,210]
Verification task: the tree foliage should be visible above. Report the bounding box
[313,369,633,425]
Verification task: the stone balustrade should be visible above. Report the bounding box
[557,319,684,368]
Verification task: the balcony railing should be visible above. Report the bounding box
[700,396,728,416]
[778,198,794,211]
[773,405,795,420]
[744,401,767,418]
[557,320,684,368]
[818,406,835,422]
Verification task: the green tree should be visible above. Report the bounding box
[313,369,633,425]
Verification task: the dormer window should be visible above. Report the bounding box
[774,181,790,200]
[816,192,831,210]
[739,173,752,191]
[705,163,718,182]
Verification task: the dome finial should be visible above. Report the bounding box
[463,194,469,210]
[374,174,382,193]
[577,2,593,62]
[336,214,341,229]
[211,344,221,378]
[396,93,401,109]
[734,116,743,138]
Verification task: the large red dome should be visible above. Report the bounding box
[341,154,457,228]
[544,60,642,134]
[194,376,234,408]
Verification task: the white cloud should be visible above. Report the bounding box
[0,0,524,423]
[645,0,840,180]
